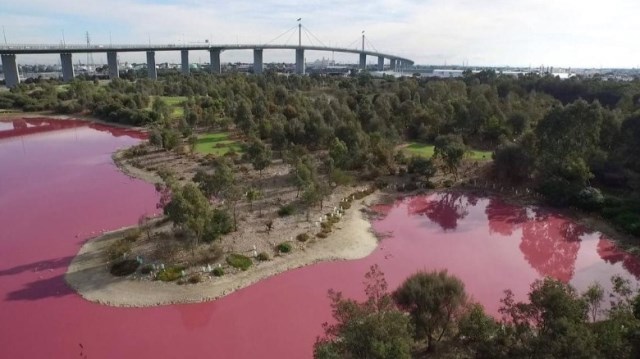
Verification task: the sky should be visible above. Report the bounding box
[1,0,639,68]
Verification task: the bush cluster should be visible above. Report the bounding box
[110,259,140,277]
[226,254,252,271]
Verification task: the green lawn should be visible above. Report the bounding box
[404,142,493,161]
[150,96,186,118]
[195,132,243,156]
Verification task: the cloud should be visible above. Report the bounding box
[1,0,639,67]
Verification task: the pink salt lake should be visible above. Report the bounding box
[1,118,638,358]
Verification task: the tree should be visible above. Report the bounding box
[492,143,535,183]
[314,265,413,359]
[582,282,604,323]
[204,208,233,242]
[194,159,235,199]
[407,156,437,181]
[498,277,598,358]
[329,137,349,169]
[163,183,212,250]
[620,114,640,173]
[291,157,314,198]
[393,270,468,352]
[151,97,171,122]
[433,134,466,179]
[246,137,272,177]
[245,187,262,212]
[161,128,180,150]
[535,100,603,202]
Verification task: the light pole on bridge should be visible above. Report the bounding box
[297,18,302,47]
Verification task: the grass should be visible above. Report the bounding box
[404,142,493,161]
[149,96,186,118]
[194,132,243,156]
[156,266,185,282]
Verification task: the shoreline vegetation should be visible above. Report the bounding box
[65,190,382,307]
[2,113,636,309]
[1,113,635,308]
[1,70,638,312]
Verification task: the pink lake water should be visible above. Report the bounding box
[1,118,639,358]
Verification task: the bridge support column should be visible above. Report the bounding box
[209,49,221,74]
[377,56,384,71]
[390,59,397,71]
[181,50,190,75]
[295,48,305,75]
[60,53,75,82]
[146,51,157,80]
[253,49,263,74]
[107,51,119,79]
[1,54,20,88]
[359,53,366,69]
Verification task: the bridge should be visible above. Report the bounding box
[0,27,414,88]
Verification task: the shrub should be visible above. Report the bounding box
[107,238,132,260]
[331,169,354,186]
[316,232,328,239]
[407,156,437,179]
[212,267,224,276]
[226,254,253,271]
[296,233,310,242]
[124,228,142,242]
[140,264,153,274]
[257,252,270,261]
[277,242,293,253]
[278,204,295,217]
[188,274,202,284]
[574,187,605,211]
[122,145,149,159]
[110,259,140,277]
[156,266,185,282]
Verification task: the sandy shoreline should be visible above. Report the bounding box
[65,193,381,307]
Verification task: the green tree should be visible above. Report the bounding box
[433,134,466,179]
[492,143,535,183]
[393,270,468,352]
[499,278,598,358]
[535,100,603,202]
[407,156,437,181]
[246,137,272,177]
[204,208,233,242]
[245,187,262,211]
[194,159,235,199]
[163,183,212,249]
[314,265,413,359]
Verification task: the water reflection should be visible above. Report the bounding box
[407,192,478,231]
[597,236,640,279]
[0,118,146,140]
[484,199,528,236]
[519,214,583,282]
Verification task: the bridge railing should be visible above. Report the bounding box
[0,44,414,64]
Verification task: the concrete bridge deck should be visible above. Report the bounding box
[0,43,414,87]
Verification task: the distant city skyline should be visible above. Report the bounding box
[1,0,639,68]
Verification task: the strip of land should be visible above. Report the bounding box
[65,192,381,307]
